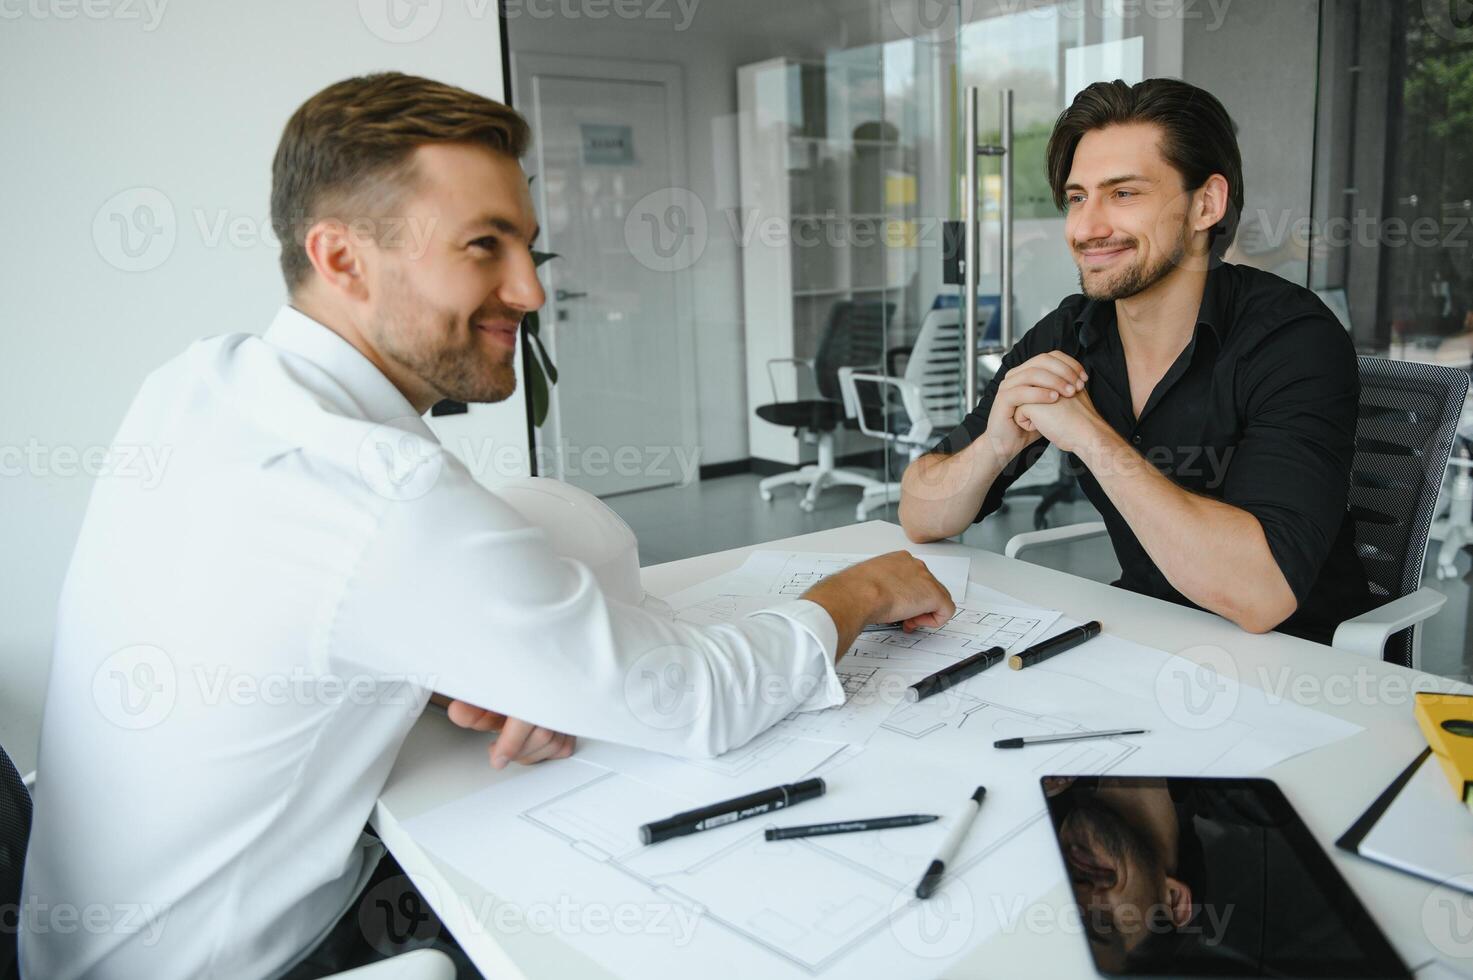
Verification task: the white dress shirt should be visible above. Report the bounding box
[20,307,843,979]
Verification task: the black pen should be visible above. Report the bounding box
[906,646,1007,702]
[639,778,826,845]
[1008,621,1102,671]
[765,814,939,840]
[916,786,986,900]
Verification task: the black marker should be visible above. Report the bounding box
[765,814,939,840]
[639,778,825,845]
[916,786,986,900]
[906,646,1007,702]
[1008,621,1102,671]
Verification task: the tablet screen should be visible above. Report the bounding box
[1041,775,1409,978]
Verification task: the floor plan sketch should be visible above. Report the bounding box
[514,697,1141,976]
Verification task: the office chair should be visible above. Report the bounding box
[1004,357,1470,667]
[0,742,29,980]
[756,300,891,512]
[836,304,1065,523]
[0,749,454,980]
[838,306,965,520]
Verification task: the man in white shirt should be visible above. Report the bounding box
[19,72,953,978]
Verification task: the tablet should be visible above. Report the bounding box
[1040,775,1410,979]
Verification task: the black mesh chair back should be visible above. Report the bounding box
[815,300,889,404]
[1351,356,1469,665]
[0,743,31,980]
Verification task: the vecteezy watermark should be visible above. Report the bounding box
[1240,206,1473,254]
[92,190,442,273]
[0,439,171,488]
[358,0,701,43]
[91,643,438,730]
[1154,645,1239,731]
[92,187,176,273]
[885,0,1232,43]
[358,873,445,955]
[6,897,172,946]
[624,187,707,274]
[0,0,169,30]
[93,644,178,730]
[358,420,446,502]
[1256,664,1447,710]
[1422,874,1473,958]
[887,876,975,959]
[990,892,1236,946]
[1422,0,1473,43]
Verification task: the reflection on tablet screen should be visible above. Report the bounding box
[1041,775,1409,979]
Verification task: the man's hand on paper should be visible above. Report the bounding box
[803,550,957,655]
[445,700,577,769]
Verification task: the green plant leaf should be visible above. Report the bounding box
[532,250,559,268]
[530,329,558,385]
[522,331,550,426]
[522,308,540,338]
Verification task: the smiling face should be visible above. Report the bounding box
[356,142,545,408]
[1064,122,1203,302]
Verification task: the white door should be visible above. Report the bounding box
[515,54,700,498]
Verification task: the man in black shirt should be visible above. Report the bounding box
[900,78,1373,643]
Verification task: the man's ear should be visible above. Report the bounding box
[302,218,370,303]
[1163,876,1194,928]
[1194,174,1231,236]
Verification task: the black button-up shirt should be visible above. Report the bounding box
[933,261,1375,644]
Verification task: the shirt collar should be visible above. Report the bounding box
[263,305,425,428]
[1074,262,1232,351]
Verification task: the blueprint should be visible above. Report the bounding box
[723,550,973,604]
[402,581,1366,979]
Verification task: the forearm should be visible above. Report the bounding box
[802,574,883,656]
[899,439,1010,542]
[1077,424,1297,633]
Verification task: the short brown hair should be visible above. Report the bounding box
[270,72,530,292]
[1045,78,1243,257]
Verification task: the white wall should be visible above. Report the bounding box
[0,1,522,773]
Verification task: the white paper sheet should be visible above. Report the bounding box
[1359,753,1473,888]
[660,578,1061,748]
[725,550,972,604]
[403,589,1365,980]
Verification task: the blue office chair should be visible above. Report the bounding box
[1005,356,1470,666]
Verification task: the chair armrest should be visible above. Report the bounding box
[1331,586,1447,659]
[765,357,817,404]
[841,370,931,444]
[22,770,35,791]
[327,949,456,980]
[1005,522,1108,559]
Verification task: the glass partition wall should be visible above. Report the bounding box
[503,0,1323,566]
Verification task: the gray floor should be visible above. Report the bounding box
[608,470,1473,680]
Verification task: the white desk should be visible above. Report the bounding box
[372,521,1467,979]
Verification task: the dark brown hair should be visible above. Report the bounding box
[270,72,530,292]
[1045,78,1243,256]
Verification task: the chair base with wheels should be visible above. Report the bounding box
[758,424,886,513]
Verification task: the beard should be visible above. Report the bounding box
[1076,227,1187,302]
[369,264,519,405]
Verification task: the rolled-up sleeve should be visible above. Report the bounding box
[332,464,845,760]
[1219,314,1359,603]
